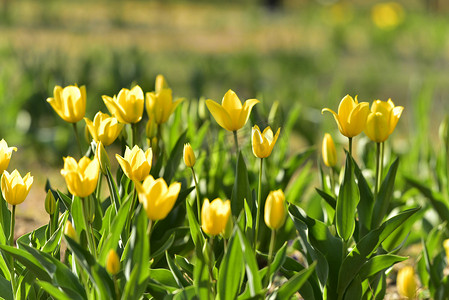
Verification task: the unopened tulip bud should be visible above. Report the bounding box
[183,143,196,168]
[397,266,417,299]
[322,133,337,167]
[64,220,78,242]
[96,141,110,175]
[264,190,286,230]
[45,189,56,215]
[106,249,120,275]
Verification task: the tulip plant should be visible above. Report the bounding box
[0,77,426,300]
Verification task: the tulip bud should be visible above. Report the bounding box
[0,139,17,175]
[45,189,56,215]
[396,266,417,299]
[106,249,120,275]
[183,143,196,168]
[264,190,286,230]
[322,133,337,167]
[96,141,110,175]
[201,198,231,236]
[64,220,78,242]
[444,239,449,260]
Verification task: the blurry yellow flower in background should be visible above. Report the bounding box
[322,95,370,138]
[85,112,124,146]
[252,125,281,158]
[0,139,17,175]
[47,85,86,123]
[322,133,337,167]
[116,145,152,182]
[1,170,33,205]
[136,175,181,221]
[371,2,405,30]
[364,99,404,143]
[396,266,417,299]
[443,239,449,260]
[64,220,78,242]
[201,198,231,236]
[146,75,183,125]
[61,156,99,198]
[206,90,259,132]
[106,249,120,275]
[102,85,144,124]
[264,189,286,230]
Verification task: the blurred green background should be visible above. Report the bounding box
[1,0,448,169]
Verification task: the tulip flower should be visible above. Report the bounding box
[252,125,281,158]
[183,143,196,168]
[135,175,181,221]
[64,220,78,242]
[397,266,417,299]
[206,90,259,132]
[0,139,17,175]
[1,170,33,206]
[47,85,86,123]
[146,75,183,125]
[322,133,337,167]
[201,198,231,236]
[322,95,370,138]
[264,190,286,230]
[60,156,99,198]
[102,85,144,124]
[84,112,124,146]
[106,249,120,275]
[364,99,404,143]
[444,239,449,260]
[116,145,152,182]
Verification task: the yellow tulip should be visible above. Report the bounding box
[264,190,286,230]
[364,99,404,143]
[183,143,196,168]
[252,125,281,158]
[116,145,152,182]
[64,220,78,242]
[322,133,337,167]
[201,198,231,236]
[146,86,183,125]
[0,139,17,175]
[60,156,99,198]
[84,112,124,146]
[322,95,370,138]
[1,170,33,205]
[155,74,169,93]
[397,266,417,299]
[206,90,260,132]
[106,249,120,275]
[47,85,86,123]
[135,175,181,221]
[371,2,404,30]
[102,85,144,124]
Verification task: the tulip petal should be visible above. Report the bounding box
[388,106,404,135]
[222,90,243,111]
[238,98,260,130]
[206,100,233,131]
[322,108,347,137]
[337,95,356,124]
[347,102,370,137]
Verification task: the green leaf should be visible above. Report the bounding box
[343,276,362,300]
[218,230,245,300]
[106,166,121,213]
[231,152,252,217]
[194,247,210,300]
[37,281,72,300]
[175,255,194,279]
[186,201,205,255]
[354,159,374,237]
[269,242,288,280]
[56,190,73,213]
[336,153,359,241]
[371,158,399,229]
[359,254,407,281]
[163,130,187,184]
[0,193,11,245]
[315,188,336,210]
[0,275,12,300]
[166,251,190,288]
[276,261,316,299]
[237,226,262,296]
[151,233,175,259]
[337,207,419,298]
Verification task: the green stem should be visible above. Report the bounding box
[126,186,138,234]
[113,275,120,300]
[264,229,276,288]
[208,237,215,300]
[348,137,353,157]
[330,167,336,195]
[233,130,239,154]
[254,158,263,250]
[379,142,385,185]
[147,220,153,258]
[191,167,202,223]
[95,172,103,201]
[72,122,83,157]
[374,142,381,195]
[9,205,16,297]
[82,198,97,259]
[131,123,138,147]
[106,167,119,214]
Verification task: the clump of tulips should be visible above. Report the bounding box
[0,77,424,300]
